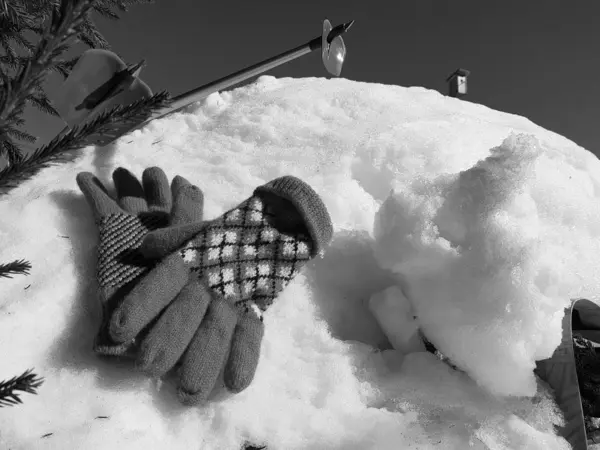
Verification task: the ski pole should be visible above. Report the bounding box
[147,19,355,126]
[61,19,354,147]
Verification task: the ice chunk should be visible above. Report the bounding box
[367,286,426,355]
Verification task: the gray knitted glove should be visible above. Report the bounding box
[76,167,204,356]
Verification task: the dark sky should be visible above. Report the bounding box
[25,0,600,156]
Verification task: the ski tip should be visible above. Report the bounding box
[343,20,355,32]
[127,59,146,77]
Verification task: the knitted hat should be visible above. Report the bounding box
[254,176,333,257]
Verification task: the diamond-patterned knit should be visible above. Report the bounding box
[179,196,313,320]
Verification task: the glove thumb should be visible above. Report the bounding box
[140,221,207,259]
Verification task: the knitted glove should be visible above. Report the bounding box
[106,175,333,404]
[76,167,204,356]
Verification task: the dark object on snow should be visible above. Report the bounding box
[446,68,470,98]
[243,444,267,450]
[535,298,600,450]
[421,334,461,372]
[573,333,600,418]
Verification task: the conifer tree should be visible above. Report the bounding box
[0,0,156,165]
[0,0,170,407]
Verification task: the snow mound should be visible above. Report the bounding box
[374,132,600,397]
[1,75,597,449]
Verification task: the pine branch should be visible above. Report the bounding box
[26,93,59,117]
[78,14,110,49]
[0,54,30,74]
[51,55,78,79]
[5,126,36,142]
[3,102,26,126]
[0,33,18,62]
[0,1,93,167]
[0,90,171,196]
[5,29,36,55]
[92,3,120,20]
[0,0,94,125]
[1,137,24,164]
[12,0,54,24]
[0,5,43,55]
[0,259,31,278]
[48,42,71,61]
[0,369,44,407]
[102,0,155,13]
[0,1,23,25]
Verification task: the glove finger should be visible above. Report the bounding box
[139,221,206,259]
[170,180,204,226]
[223,310,265,393]
[177,298,238,405]
[137,279,211,377]
[142,167,172,212]
[171,174,191,195]
[93,299,135,357]
[112,167,148,214]
[109,252,189,343]
[76,172,123,219]
[94,328,134,357]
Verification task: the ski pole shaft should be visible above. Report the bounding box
[55,41,316,141]
[121,19,353,134]
[56,19,353,147]
[159,38,322,120]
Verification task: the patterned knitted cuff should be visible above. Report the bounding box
[254,176,333,256]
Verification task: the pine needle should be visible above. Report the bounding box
[0,369,44,407]
[0,259,31,278]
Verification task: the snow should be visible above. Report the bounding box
[1,75,600,449]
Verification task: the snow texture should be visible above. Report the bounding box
[2,75,600,449]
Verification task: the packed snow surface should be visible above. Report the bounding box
[2,75,600,449]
